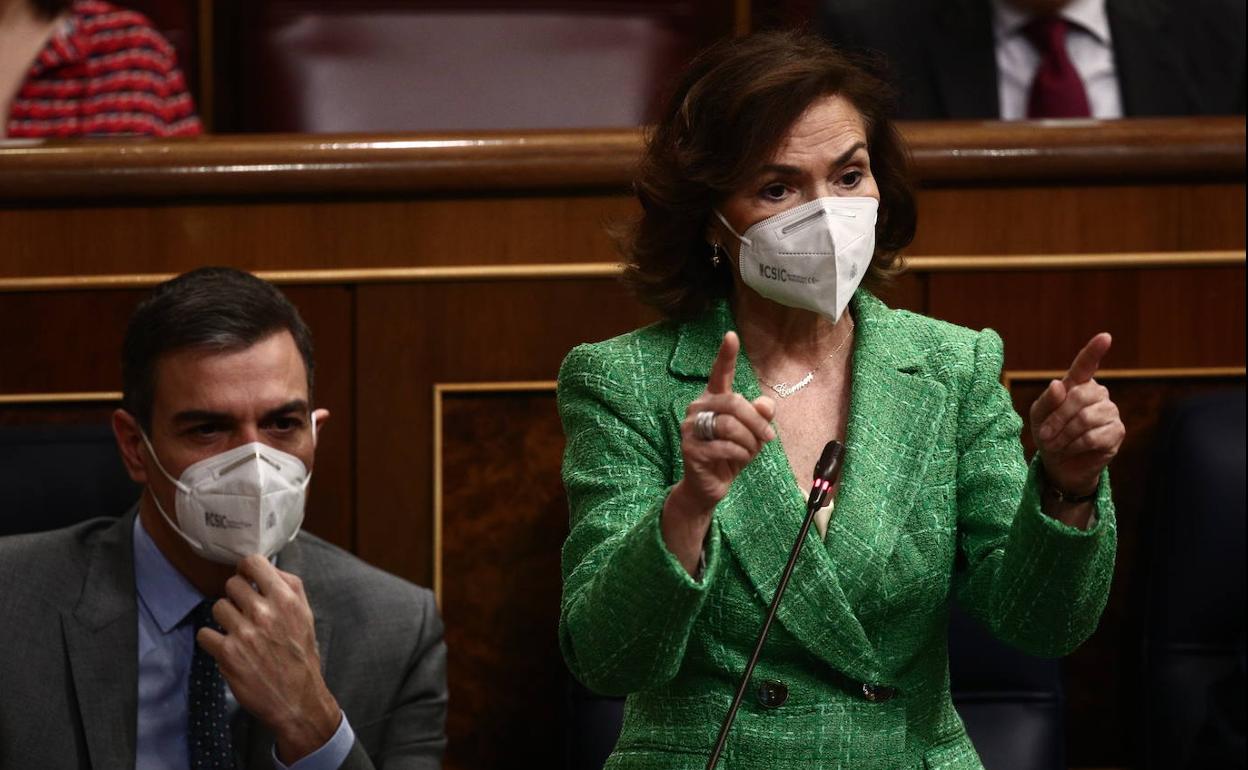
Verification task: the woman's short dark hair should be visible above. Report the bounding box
[619,29,917,320]
[31,0,73,18]
[121,267,316,431]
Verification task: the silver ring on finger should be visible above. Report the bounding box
[694,410,717,442]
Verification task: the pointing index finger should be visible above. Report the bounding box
[708,331,740,395]
[1063,332,1111,387]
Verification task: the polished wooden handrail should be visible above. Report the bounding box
[0,117,1242,201]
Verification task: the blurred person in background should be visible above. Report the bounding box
[820,0,1246,120]
[0,0,200,137]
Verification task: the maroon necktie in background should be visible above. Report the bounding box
[1023,16,1092,118]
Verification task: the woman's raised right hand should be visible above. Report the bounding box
[662,331,776,573]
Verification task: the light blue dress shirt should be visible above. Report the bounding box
[133,517,355,769]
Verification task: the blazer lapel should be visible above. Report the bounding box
[668,301,881,684]
[926,0,999,119]
[62,512,140,770]
[276,537,335,675]
[825,294,947,611]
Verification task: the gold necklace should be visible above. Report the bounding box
[759,318,855,399]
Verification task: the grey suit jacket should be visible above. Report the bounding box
[0,510,447,769]
[820,0,1246,119]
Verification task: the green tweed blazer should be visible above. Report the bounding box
[557,291,1116,770]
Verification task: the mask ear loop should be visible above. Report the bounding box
[713,210,752,248]
[275,412,317,547]
[297,411,317,492]
[138,429,209,554]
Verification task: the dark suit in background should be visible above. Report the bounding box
[0,510,447,769]
[818,0,1246,119]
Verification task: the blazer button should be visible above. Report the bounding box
[861,683,896,702]
[756,679,789,709]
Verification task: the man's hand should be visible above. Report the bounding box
[197,555,342,764]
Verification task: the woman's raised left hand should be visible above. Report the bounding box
[1028,333,1126,498]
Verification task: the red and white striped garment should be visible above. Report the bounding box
[7,0,201,138]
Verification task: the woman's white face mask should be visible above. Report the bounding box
[140,419,314,565]
[715,196,878,322]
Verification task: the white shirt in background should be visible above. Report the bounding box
[992,0,1124,120]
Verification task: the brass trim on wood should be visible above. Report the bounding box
[431,381,558,604]
[435,381,558,394]
[0,264,623,293]
[1003,366,1246,389]
[0,251,1241,293]
[906,251,1244,272]
[0,391,122,405]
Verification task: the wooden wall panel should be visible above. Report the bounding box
[353,278,655,588]
[0,291,142,393]
[0,196,637,277]
[440,390,566,770]
[909,184,1245,255]
[926,267,1246,371]
[283,286,356,550]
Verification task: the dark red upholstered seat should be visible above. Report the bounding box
[217,1,708,132]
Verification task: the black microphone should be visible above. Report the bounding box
[706,440,846,770]
[806,440,845,511]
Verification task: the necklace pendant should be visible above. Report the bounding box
[772,371,814,399]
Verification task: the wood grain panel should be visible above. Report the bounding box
[439,390,566,770]
[908,184,1245,255]
[1,185,1238,285]
[1007,373,1246,767]
[0,196,638,278]
[353,278,656,588]
[285,286,355,551]
[926,267,1246,370]
[0,291,142,393]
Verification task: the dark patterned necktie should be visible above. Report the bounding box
[1023,16,1092,118]
[188,600,238,769]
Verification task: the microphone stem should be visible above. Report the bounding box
[705,495,825,770]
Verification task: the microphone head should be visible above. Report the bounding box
[813,440,845,483]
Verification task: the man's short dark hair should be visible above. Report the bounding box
[121,267,315,430]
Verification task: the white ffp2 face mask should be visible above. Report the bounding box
[715,196,879,322]
[141,426,313,565]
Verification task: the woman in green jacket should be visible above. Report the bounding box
[557,30,1122,770]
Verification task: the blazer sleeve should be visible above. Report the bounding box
[345,588,448,770]
[952,329,1117,657]
[557,343,725,695]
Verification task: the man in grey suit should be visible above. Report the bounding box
[0,267,446,769]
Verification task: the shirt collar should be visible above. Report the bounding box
[132,515,206,634]
[992,0,1112,45]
